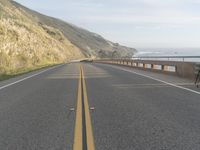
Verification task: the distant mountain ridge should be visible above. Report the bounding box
[11,0,136,58]
[0,0,136,75]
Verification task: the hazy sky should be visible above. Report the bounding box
[14,0,200,49]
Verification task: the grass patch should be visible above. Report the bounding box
[0,74,15,81]
[0,63,62,81]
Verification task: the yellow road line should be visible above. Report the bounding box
[73,68,83,150]
[73,66,95,150]
[81,67,95,150]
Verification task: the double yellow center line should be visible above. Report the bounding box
[73,66,95,150]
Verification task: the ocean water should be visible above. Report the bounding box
[135,48,200,62]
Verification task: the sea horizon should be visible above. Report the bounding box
[134,48,200,62]
[136,48,200,56]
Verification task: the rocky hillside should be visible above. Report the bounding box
[0,0,84,74]
[11,1,136,58]
[0,0,136,75]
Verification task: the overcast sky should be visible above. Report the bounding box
[14,0,200,49]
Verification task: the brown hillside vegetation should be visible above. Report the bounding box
[0,0,136,79]
[0,0,84,76]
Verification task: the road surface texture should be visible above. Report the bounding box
[0,62,200,150]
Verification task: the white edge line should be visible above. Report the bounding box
[106,64,200,95]
[0,64,63,90]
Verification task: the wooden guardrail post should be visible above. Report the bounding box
[161,65,165,71]
[151,64,154,69]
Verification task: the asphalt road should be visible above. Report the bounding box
[1,62,200,150]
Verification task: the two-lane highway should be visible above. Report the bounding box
[1,63,200,150]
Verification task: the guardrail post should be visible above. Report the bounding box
[151,64,154,69]
[136,62,138,67]
[162,65,165,71]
